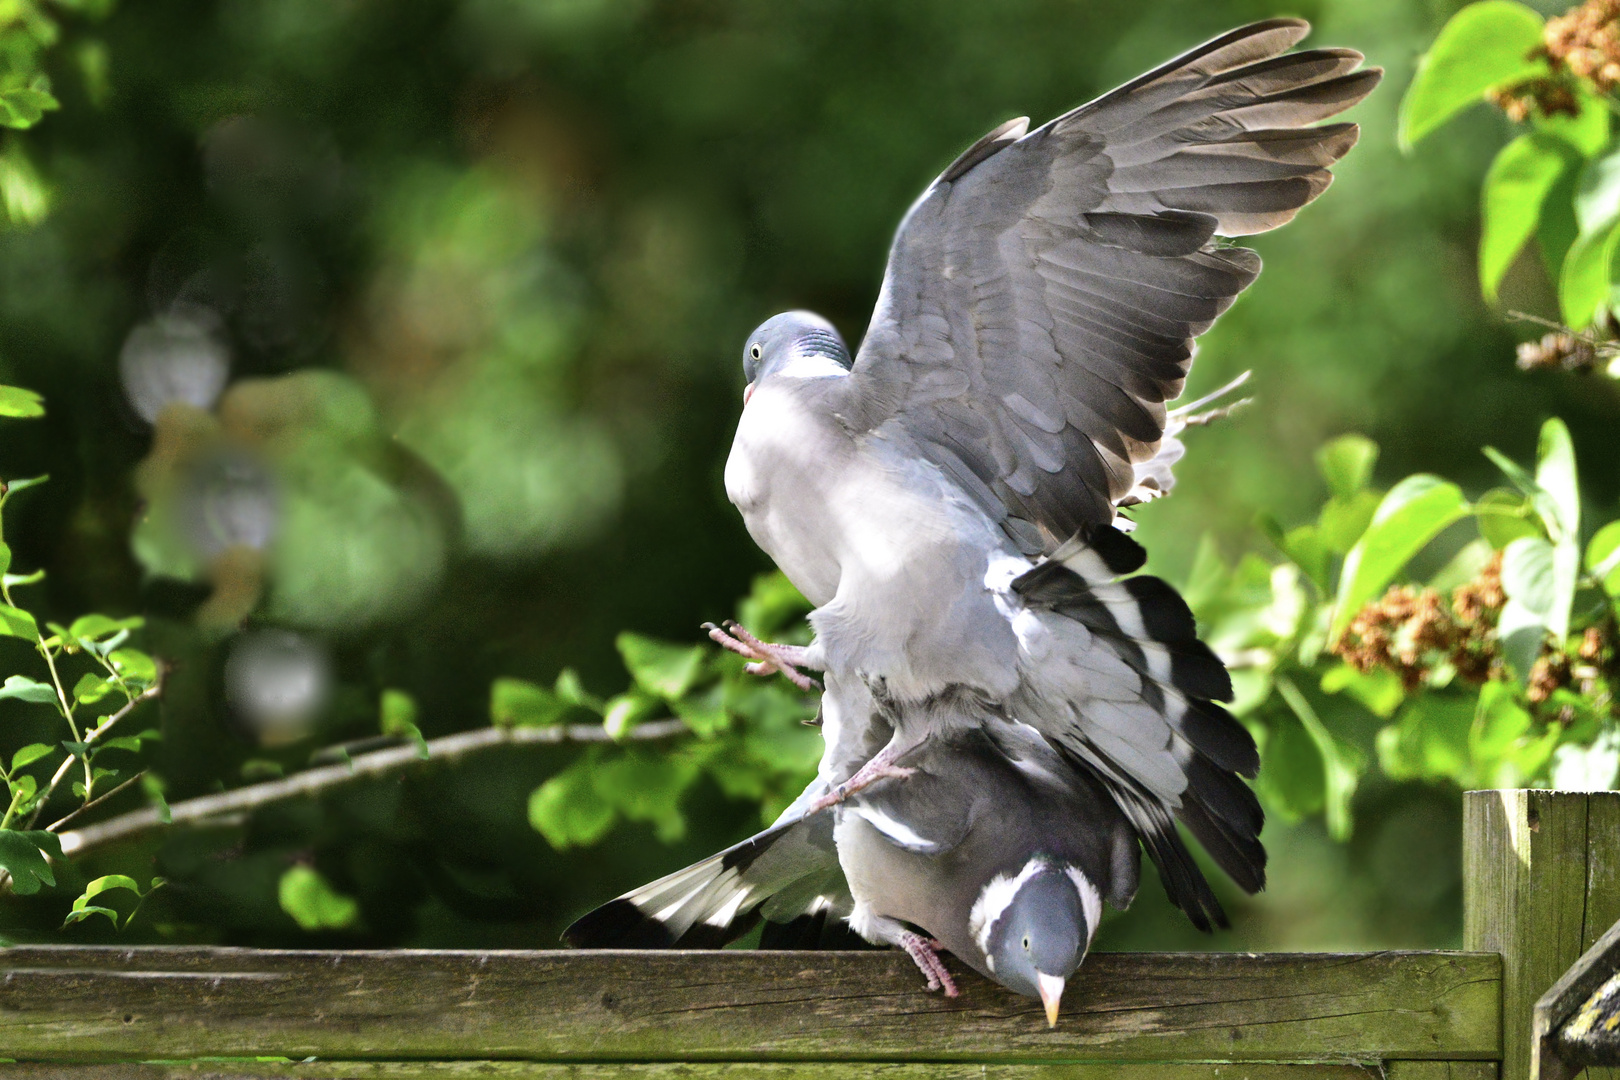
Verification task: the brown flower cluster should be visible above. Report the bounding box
[1335,554,1506,689]
[1517,331,1600,373]
[1545,0,1620,92]
[1486,78,1580,122]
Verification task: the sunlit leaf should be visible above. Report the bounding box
[277,865,360,931]
[9,743,51,772]
[0,675,56,704]
[108,649,157,687]
[0,830,61,895]
[68,613,142,642]
[1480,134,1576,301]
[1379,695,1475,782]
[1320,663,1404,719]
[1586,519,1620,595]
[1470,680,1532,768]
[616,632,705,700]
[379,688,427,758]
[1536,88,1611,156]
[0,604,38,640]
[529,757,615,849]
[553,668,603,712]
[735,571,812,639]
[0,385,44,419]
[1331,475,1470,641]
[593,751,698,843]
[1318,490,1381,556]
[1315,434,1379,498]
[1558,218,1620,328]
[72,673,113,705]
[1255,711,1325,822]
[1397,1,1548,150]
[0,86,60,129]
[602,691,660,741]
[490,677,567,727]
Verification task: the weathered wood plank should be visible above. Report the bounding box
[0,947,1499,1063]
[1382,1064,1499,1080]
[1586,794,1620,1080]
[1465,790,1601,1080]
[0,1064,1387,1079]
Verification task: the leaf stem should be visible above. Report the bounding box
[22,674,163,831]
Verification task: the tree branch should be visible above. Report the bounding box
[55,717,690,859]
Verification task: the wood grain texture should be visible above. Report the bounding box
[1465,790,1620,1080]
[1382,1064,1499,1080]
[0,1064,1389,1079]
[0,947,1499,1063]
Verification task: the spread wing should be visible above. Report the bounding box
[848,19,1380,549]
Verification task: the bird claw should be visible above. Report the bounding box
[703,620,821,692]
[899,931,959,997]
[808,762,916,813]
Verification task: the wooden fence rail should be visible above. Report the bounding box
[0,790,1612,1079]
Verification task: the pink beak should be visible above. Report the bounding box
[1037,972,1066,1028]
[743,381,756,405]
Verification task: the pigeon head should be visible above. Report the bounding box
[975,858,1099,1027]
[741,312,851,401]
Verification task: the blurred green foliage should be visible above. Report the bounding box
[0,0,1615,956]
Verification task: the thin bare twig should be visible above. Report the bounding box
[46,770,145,834]
[55,717,690,859]
[23,675,164,831]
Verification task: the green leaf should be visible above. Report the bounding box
[1318,490,1382,556]
[616,632,705,700]
[0,385,44,419]
[141,773,171,825]
[1576,146,1620,238]
[9,743,51,772]
[1502,535,1557,615]
[1320,663,1405,719]
[68,613,142,642]
[1540,165,1583,284]
[490,677,567,727]
[108,648,157,687]
[1331,475,1470,641]
[1558,218,1620,328]
[0,830,61,895]
[1277,678,1362,841]
[379,689,428,758]
[1315,434,1379,499]
[1535,88,1611,157]
[0,675,56,704]
[0,604,38,640]
[1475,487,1542,549]
[1397,1,1548,150]
[6,773,35,805]
[0,86,60,129]
[1471,680,1533,769]
[1255,711,1325,822]
[528,758,615,849]
[1480,134,1577,301]
[1379,695,1476,782]
[674,684,729,737]
[3,475,47,496]
[1586,519,1620,595]
[593,750,698,843]
[72,672,113,705]
[553,668,603,712]
[1533,418,1580,544]
[61,905,119,927]
[74,874,142,908]
[735,571,811,638]
[277,866,360,931]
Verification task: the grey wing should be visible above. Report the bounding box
[849,19,1379,549]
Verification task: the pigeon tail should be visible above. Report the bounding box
[1010,524,1266,929]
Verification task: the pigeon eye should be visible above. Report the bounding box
[749,343,762,360]
[1022,935,1031,951]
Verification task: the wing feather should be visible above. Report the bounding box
[849,19,1379,545]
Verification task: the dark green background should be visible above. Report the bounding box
[0,0,1611,952]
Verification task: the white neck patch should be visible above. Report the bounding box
[969,856,1047,960]
[1065,866,1103,946]
[777,351,849,381]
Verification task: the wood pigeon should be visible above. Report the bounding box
[569,18,1377,1015]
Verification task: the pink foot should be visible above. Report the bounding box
[899,931,959,997]
[703,620,820,692]
[808,761,915,813]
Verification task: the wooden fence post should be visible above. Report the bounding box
[1464,790,1620,1080]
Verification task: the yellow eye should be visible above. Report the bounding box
[1022,936,1031,951]
[749,343,762,360]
